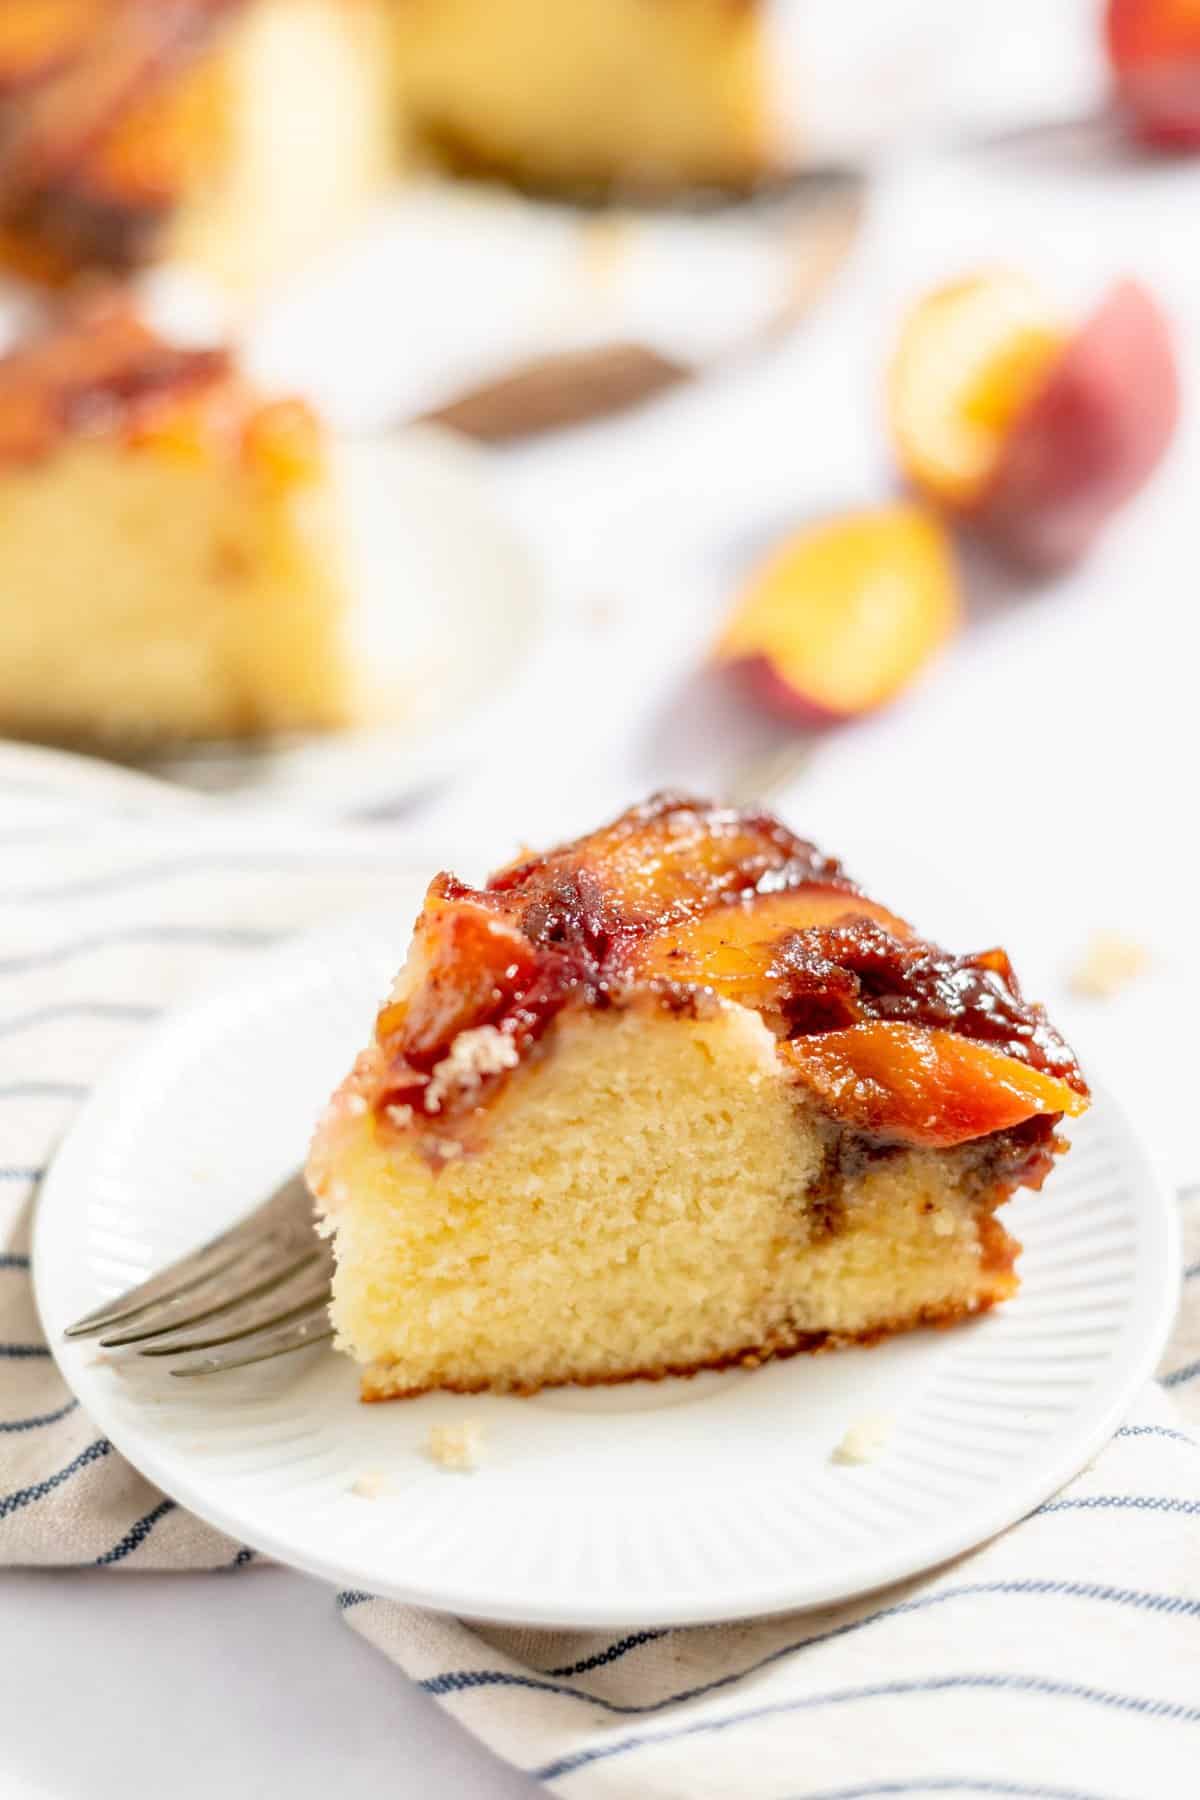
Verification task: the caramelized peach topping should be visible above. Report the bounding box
[372,796,1089,1148]
[0,1,107,91]
[781,1025,1087,1149]
[0,292,318,479]
[0,2,243,274]
[240,398,324,486]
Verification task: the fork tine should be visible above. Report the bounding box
[133,1265,332,1357]
[168,1305,335,1376]
[98,1242,328,1348]
[65,1243,247,1338]
[65,1174,315,1338]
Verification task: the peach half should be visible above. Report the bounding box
[714,505,960,724]
[889,271,1068,513]
[889,271,1179,568]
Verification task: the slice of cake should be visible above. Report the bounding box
[307,794,1090,1400]
[391,0,767,195]
[0,292,366,741]
[0,0,393,291]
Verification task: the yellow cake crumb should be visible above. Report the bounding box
[350,1469,389,1498]
[1068,931,1150,999]
[427,1419,484,1472]
[832,1414,893,1466]
[425,1026,520,1114]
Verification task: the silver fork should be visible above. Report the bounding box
[64,1174,335,1376]
[64,751,813,1376]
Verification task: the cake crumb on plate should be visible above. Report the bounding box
[1068,930,1150,999]
[832,1414,893,1466]
[427,1419,484,1472]
[350,1470,389,1499]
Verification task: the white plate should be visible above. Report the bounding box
[35,897,1179,1628]
[132,427,550,817]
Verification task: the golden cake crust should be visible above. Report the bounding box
[361,1297,1011,1401]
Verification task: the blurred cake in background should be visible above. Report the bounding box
[392,0,765,193]
[0,3,1111,296]
[0,0,769,293]
[0,290,380,741]
[0,0,394,290]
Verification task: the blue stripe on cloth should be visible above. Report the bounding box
[786,1781,1115,1800]
[94,1498,175,1566]
[531,1674,1200,1784]
[547,1630,670,1679]
[0,1345,51,1359]
[0,1399,78,1434]
[1115,1425,1196,1447]
[338,1590,373,1610]
[0,1001,157,1041]
[341,1624,670,1683]
[229,1547,256,1568]
[0,1438,110,1519]
[0,1167,43,1183]
[1037,1495,1200,1517]
[0,1082,87,1101]
[1185,1260,1200,1282]
[1163,1361,1200,1390]
[0,924,278,977]
[0,851,402,905]
[0,1253,31,1269]
[421,1579,1200,1718]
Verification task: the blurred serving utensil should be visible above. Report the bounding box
[415,173,864,442]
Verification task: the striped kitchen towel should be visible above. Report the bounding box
[2,743,1198,1800]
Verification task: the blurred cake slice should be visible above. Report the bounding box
[307,794,1090,1400]
[391,0,767,194]
[0,291,390,741]
[0,0,393,290]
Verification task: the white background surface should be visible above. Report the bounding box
[6,32,1200,1797]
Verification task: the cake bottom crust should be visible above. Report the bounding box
[359,1290,1005,1402]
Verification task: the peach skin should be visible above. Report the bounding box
[1107,0,1200,147]
[714,505,961,724]
[889,271,1178,569]
[977,279,1179,568]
